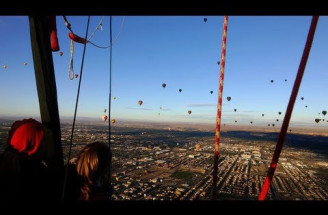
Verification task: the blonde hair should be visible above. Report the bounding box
[75,142,111,200]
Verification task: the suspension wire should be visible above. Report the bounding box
[87,16,125,49]
[109,15,113,150]
[258,16,319,201]
[61,16,91,201]
[87,16,105,42]
[107,15,113,200]
[212,16,228,200]
[62,16,73,33]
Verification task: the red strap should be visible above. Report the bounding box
[68,32,87,44]
[258,16,319,201]
[50,16,60,51]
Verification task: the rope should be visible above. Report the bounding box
[212,15,228,200]
[68,40,74,80]
[258,16,319,201]
[61,16,91,201]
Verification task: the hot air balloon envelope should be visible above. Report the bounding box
[138,100,143,106]
[102,115,108,122]
[227,97,231,101]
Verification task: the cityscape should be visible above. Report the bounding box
[1,119,328,200]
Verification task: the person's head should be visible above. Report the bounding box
[7,118,45,158]
[75,142,111,200]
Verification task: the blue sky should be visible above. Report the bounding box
[0,16,327,128]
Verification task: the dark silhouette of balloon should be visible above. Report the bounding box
[204,18,207,22]
[276,119,279,122]
[271,80,274,83]
[75,74,78,78]
[162,83,166,88]
[234,109,237,112]
[138,100,143,106]
[272,124,275,127]
[322,110,327,116]
[301,97,304,100]
[289,129,292,132]
[315,118,320,123]
[235,120,237,123]
[188,110,192,115]
[250,121,253,124]
[262,114,264,117]
[217,61,220,65]
[227,97,231,101]
[59,52,63,56]
[179,89,182,92]
[24,62,27,66]
[285,79,287,82]
[104,108,106,113]
[278,112,281,115]
[305,105,308,108]
[268,124,270,127]
[210,91,213,94]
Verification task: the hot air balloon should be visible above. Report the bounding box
[250,121,253,124]
[217,61,220,65]
[289,129,292,132]
[138,100,143,106]
[285,79,287,82]
[188,110,192,115]
[24,62,27,66]
[305,105,308,108]
[160,107,162,110]
[227,97,231,101]
[75,74,78,78]
[276,119,279,122]
[204,18,207,22]
[268,124,270,126]
[234,109,237,112]
[162,83,166,88]
[272,124,275,127]
[322,110,327,116]
[210,91,213,94]
[59,52,63,56]
[111,119,116,124]
[301,97,304,100]
[113,96,117,100]
[262,114,264,117]
[278,112,281,115]
[3,65,7,69]
[102,115,108,122]
[179,89,182,92]
[104,108,106,113]
[235,120,237,123]
[315,118,320,123]
[270,80,274,83]
[323,119,325,122]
